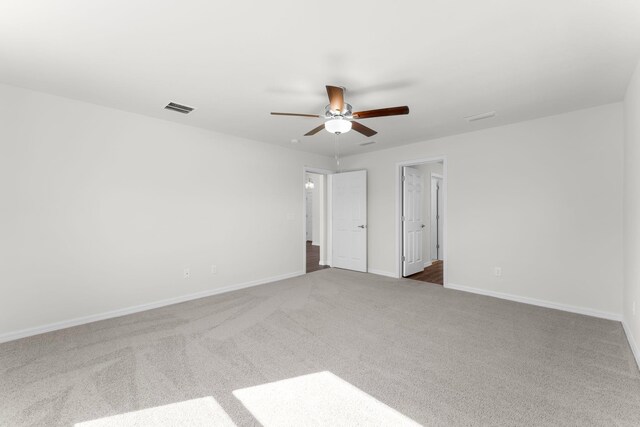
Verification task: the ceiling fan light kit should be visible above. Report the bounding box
[325,118,352,134]
[271,85,409,138]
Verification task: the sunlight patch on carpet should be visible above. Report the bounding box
[74,396,236,427]
[233,371,421,426]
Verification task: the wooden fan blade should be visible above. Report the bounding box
[351,121,377,137]
[326,85,345,112]
[352,106,409,119]
[304,123,326,136]
[271,112,320,118]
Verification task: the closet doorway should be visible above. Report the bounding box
[398,158,446,285]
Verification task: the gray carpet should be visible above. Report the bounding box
[1,268,639,426]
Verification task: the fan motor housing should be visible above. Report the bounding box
[325,103,353,119]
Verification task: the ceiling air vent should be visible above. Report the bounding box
[164,102,195,114]
[464,111,496,122]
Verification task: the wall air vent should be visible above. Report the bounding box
[465,111,496,122]
[359,141,377,146]
[164,102,195,114]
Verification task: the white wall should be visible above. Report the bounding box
[0,83,333,339]
[309,173,322,246]
[623,61,640,361]
[317,174,327,265]
[0,81,628,340]
[342,104,624,317]
[305,189,313,240]
[305,175,314,241]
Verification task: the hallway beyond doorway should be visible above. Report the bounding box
[306,241,329,273]
[406,260,443,285]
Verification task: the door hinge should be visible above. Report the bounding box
[402,176,406,182]
[402,255,406,261]
[401,216,405,221]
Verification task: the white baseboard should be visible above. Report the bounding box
[0,271,305,344]
[444,283,622,321]
[368,269,399,279]
[622,320,640,371]
[423,261,432,268]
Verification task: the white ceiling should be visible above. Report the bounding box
[1,1,639,156]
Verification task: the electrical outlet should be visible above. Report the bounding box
[184,268,190,279]
[211,265,217,274]
[494,267,502,277]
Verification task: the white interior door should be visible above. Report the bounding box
[430,176,443,260]
[332,170,367,272]
[402,167,424,276]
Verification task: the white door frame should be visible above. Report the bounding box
[303,166,334,273]
[395,157,447,283]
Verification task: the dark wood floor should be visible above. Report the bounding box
[406,260,443,285]
[306,241,330,273]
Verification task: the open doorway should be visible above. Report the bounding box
[304,169,331,274]
[397,158,446,285]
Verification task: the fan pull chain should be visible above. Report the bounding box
[334,133,341,172]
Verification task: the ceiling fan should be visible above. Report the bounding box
[271,85,409,137]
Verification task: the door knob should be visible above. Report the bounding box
[357,225,367,229]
